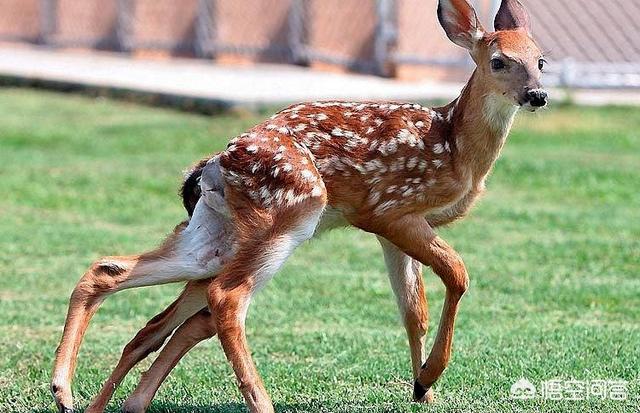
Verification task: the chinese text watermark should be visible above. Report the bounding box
[510,378,628,401]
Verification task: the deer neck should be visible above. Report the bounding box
[445,69,519,184]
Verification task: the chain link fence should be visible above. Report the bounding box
[1,0,639,87]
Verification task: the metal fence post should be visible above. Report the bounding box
[116,0,134,52]
[374,0,396,77]
[489,0,501,24]
[195,0,216,58]
[560,58,577,88]
[39,0,56,45]
[288,0,307,64]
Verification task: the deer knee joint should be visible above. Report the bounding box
[93,259,128,277]
[450,264,469,297]
[437,256,468,297]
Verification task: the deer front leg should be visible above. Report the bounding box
[375,216,468,403]
[377,237,435,403]
[85,281,208,413]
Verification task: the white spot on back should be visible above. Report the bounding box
[368,191,382,205]
[331,128,344,137]
[301,169,316,182]
[374,200,398,216]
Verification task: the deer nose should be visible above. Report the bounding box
[525,89,548,107]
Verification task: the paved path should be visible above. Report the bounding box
[0,45,638,109]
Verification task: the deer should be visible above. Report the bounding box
[50,1,547,412]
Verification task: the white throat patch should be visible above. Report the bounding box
[483,94,518,134]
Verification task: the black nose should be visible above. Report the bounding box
[526,89,548,107]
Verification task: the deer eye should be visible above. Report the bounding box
[538,59,546,71]
[491,58,506,71]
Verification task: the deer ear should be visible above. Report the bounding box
[494,0,531,33]
[438,0,485,51]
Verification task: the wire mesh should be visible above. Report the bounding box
[0,0,40,43]
[50,0,119,49]
[210,0,295,62]
[303,0,379,72]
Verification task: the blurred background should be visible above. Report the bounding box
[1,0,640,108]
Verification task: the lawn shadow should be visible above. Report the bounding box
[144,400,409,413]
[147,402,249,413]
[144,401,364,413]
[29,400,391,413]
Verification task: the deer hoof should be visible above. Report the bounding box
[413,380,435,403]
[51,383,74,413]
[121,398,146,413]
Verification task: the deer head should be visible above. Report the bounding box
[438,0,547,112]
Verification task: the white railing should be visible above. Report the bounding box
[545,60,640,89]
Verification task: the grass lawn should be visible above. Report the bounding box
[0,88,638,413]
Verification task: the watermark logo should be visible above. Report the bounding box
[510,378,628,401]
[511,378,536,400]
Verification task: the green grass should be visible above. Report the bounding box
[0,88,638,413]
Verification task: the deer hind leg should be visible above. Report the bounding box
[208,186,325,413]
[51,199,235,413]
[205,121,331,411]
[120,308,217,413]
[118,145,327,413]
[378,237,435,403]
[84,281,208,413]
[120,197,321,413]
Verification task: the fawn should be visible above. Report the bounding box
[51,0,547,412]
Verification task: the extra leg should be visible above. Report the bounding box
[120,207,327,411]
[121,309,217,413]
[378,237,434,403]
[374,216,469,402]
[52,198,233,413]
[85,281,208,413]
[51,251,172,413]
